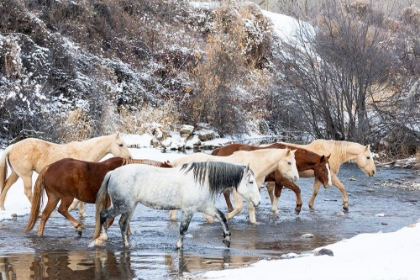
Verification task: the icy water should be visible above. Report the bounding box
[1,154,420,279]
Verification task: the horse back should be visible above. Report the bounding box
[44,157,126,203]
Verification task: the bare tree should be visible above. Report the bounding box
[276,0,395,143]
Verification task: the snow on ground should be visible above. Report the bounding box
[1,135,420,280]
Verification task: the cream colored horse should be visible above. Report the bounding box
[169,148,299,224]
[279,139,376,211]
[0,134,132,210]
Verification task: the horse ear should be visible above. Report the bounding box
[245,163,250,172]
[115,133,121,139]
[365,145,370,151]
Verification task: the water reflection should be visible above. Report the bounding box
[0,249,136,280]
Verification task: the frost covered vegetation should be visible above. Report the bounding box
[0,0,419,157]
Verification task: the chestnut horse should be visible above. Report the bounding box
[277,140,376,211]
[24,157,172,236]
[169,148,298,224]
[0,134,132,210]
[212,143,332,214]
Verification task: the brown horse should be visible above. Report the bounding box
[24,157,172,236]
[212,143,331,214]
[0,134,132,210]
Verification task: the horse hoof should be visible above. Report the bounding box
[343,206,349,212]
[295,205,302,214]
[223,239,231,248]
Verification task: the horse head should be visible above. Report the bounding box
[278,149,299,183]
[314,154,332,187]
[110,134,132,159]
[356,145,376,177]
[237,164,261,208]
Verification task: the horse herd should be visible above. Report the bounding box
[0,134,377,249]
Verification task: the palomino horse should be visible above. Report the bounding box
[24,157,172,236]
[168,148,299,224]
[278,140,376,211]
[0,134,132,210]
[212,143,332,214]
[90,161,260,249]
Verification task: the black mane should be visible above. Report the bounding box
[180,161,251,196]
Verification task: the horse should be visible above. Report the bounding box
[168,148,299,224]
[277,139,376,211]
[212,143,332,214]
[90,161,261,249]
[0,134,132,210]
[67,159,173,217]
[23,157,172,236]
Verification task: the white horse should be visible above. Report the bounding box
[91,161,260,249]
[279,139,376,210]
[0,134,132,210]
[168,148,299,224]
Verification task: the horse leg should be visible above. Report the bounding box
[68,199,87,217]
[225,189,243,220]
[21,173,34,205]
[272,182,283,214]
[37,195,60,236]
[278,178,303,214]
[332,174,349,211]
[0,171,19,210]
[78,202,87,218]
[92,208,114,246]
[308,179,322,211]
[266,181,275,206]
[57,198,84,235]
[169,210,178,221]
[223,190,234,212]
[176,210,194,249]
[119,210,135,248]
[68,199,79,212]
[201,206,231,248]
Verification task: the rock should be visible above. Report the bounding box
[302,233,314,238]
[180,125,194,138]
[375,213,385,217]
[11,213,17,217]
[381,222,388,225]
[349,177,356,181]
[336,211,345,216]
[196,129,217,141]
[314,248,334,256]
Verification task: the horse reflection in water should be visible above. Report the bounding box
[91,161,260,249]
[0,249,134,279]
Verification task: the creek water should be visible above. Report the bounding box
[1,150,420,279]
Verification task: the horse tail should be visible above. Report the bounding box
[0,144,14,193]
[92,171,112,240]
[24,166,47,233]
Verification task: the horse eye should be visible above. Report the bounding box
[119,144,123,147]
[367,156,370,159]
[288,162,291,165]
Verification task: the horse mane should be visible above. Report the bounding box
[180,161,248,196]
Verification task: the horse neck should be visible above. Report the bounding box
[248,150,285,184]
[69,135,114,162]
